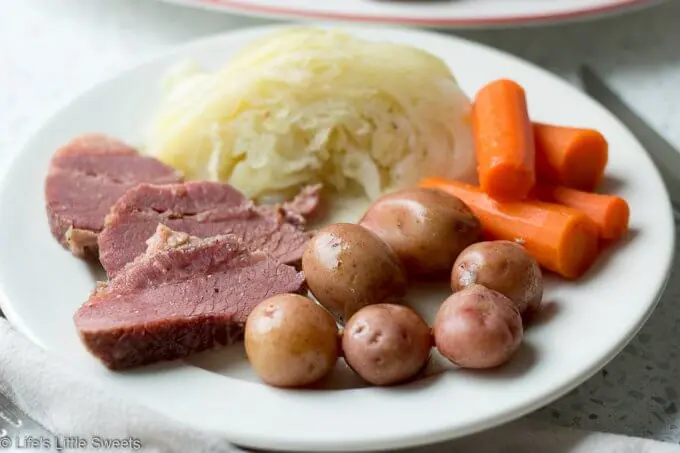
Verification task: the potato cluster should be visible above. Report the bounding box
[245,188,544,388]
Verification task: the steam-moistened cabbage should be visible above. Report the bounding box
[144,28,475,201]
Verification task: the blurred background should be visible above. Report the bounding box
[2,1,679,158]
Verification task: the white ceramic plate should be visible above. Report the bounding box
[158,0,663,28]
[0,24,674,452]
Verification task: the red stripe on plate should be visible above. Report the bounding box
[186,0,658,26]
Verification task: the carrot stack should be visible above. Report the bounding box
[434,78,630,280]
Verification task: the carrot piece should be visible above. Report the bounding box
[535,185,629,241]
[472,79,536,202]
[419,178,599,280]
[533,123,608,192]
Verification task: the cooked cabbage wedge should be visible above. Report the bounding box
[144,27,475,201]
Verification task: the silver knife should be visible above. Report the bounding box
[580,66,680,218]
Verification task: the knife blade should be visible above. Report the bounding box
[579,66,680,217]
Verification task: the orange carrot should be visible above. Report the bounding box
[472,79,536,202]
[533,123,608,192]
[420,178,599,280]
[535,185,629,241]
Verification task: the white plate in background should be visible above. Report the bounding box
[0,24,674,451]
[157,0,664,28]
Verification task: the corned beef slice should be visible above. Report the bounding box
[44,133,182,257]
[74,225,306,370]
[98,181,313,277]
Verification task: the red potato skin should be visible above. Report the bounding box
[342,304,432,386]
[451,240,543,316]
[434,284,523,369]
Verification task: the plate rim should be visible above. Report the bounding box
[0,22,675,451]
[156,0,662,28]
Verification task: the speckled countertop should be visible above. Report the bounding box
[2,0,680,445]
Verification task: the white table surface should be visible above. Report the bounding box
[2,0,680,445]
